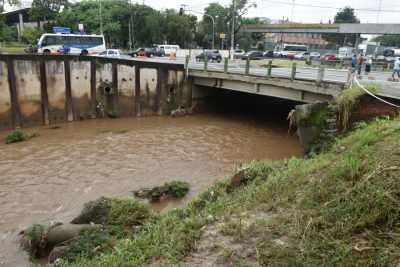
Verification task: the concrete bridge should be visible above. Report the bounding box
[1,54,397,132]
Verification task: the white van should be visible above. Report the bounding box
[157,44,179,55]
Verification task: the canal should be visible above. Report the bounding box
[0,106,302,265]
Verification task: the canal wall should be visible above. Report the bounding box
[0,55,187,131]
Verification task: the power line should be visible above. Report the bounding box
[261,0,400,12]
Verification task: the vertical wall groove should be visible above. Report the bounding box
[40,61,49,125]
[90,60,96,118]
[64,60,73,121]
[7,59,20,129]
[135,66,140,116]
[157,67,163,115]
[112,61,119,112]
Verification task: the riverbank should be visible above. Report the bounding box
[55,110,400,266]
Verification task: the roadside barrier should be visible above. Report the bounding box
[138,51,146,59]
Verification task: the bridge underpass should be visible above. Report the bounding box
[188,69,344,104]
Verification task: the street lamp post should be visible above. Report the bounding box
[185,9,214,50]
[230,0,235,60]
[99,0,103,35]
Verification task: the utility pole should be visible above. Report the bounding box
[291,0,294,22]
[99,0,103,35]
[230,0,235,60]
[181,4,187,12]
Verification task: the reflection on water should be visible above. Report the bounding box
[0,108,302,265]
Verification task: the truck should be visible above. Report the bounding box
[357,42,386,56]
[338,47,354,59]
[383,48,400,57]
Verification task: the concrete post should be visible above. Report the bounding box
[245,59,250,76]
[267,60,272,79]
[291,62,297,81]
[204,56,208,72]
[224,58,228,74]
[185,55,189,82]
[346,68,356,87]
[374,58,378,71]
[339,58,343,69]
[19,12,24,33]
[317,65,324,82]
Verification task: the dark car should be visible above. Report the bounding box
[153,48,165,57]
[128,48,155,57]
[196,50,222,63]
[263,50,274,57]
[241,51,263,60]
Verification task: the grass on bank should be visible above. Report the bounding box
[59,113,400,267]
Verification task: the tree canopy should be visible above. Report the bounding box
[322,6,359,46]
[372,35,400,48]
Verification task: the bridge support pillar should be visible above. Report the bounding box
[253,83,259,93]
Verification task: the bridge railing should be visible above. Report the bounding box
[186,55,352,86]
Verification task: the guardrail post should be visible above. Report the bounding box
[317,65,324,82]
[267,60,272,79]
[346,68,355,87]
[185,55,189,82]
[204,56,208,72]
[224,58,228,74]
[245,59,250,76]
[339,58,343,69]
[323,58,327,67]
[291,62,297,81]
[309,56,312,66]
[374,58,378,71]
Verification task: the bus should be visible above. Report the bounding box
[37,27,106,55]
[273,44,308,58]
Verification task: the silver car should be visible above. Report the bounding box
[96,49,125,59]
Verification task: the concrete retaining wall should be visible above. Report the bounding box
[0,55,187,131]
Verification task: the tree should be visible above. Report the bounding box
[372,35,400,47]
[29,0,70,30]
[322,6,359,46]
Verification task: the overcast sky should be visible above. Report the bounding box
[145,0,397,25]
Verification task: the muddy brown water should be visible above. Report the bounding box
[0,109,302,266]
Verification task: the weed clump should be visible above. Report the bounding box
[107,110,119,118]
[107,198,151,227]
[50,125,60,129]
[167,181,190,197]
[4,130,24,144]
[4,129,39,144]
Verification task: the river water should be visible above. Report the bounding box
[0,108,302,266]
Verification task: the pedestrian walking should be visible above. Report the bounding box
[392,58,400,79]
[358,54,364,75]
[365,57,372,75]
[351,54,357,68]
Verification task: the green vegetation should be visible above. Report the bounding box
[107,198,152,228]
[107,110,119,118]
[60,116,400,266]
[4,130,24,144]
[113,128,128,133]
[3,129,40,144]
[50,125,61,129]
[167,181,190,198]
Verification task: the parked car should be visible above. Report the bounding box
[196,50,222,63]
[310,52,320,58]
[294,52,311,59]
[241,51,263,60]
[128,48,155,57]
[320,53,340,60]
[263,50,274,57]
[96,49,125,59]
[153,48,165,57]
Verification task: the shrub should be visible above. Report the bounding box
[4,130,24,144]
[168,181,190,197]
